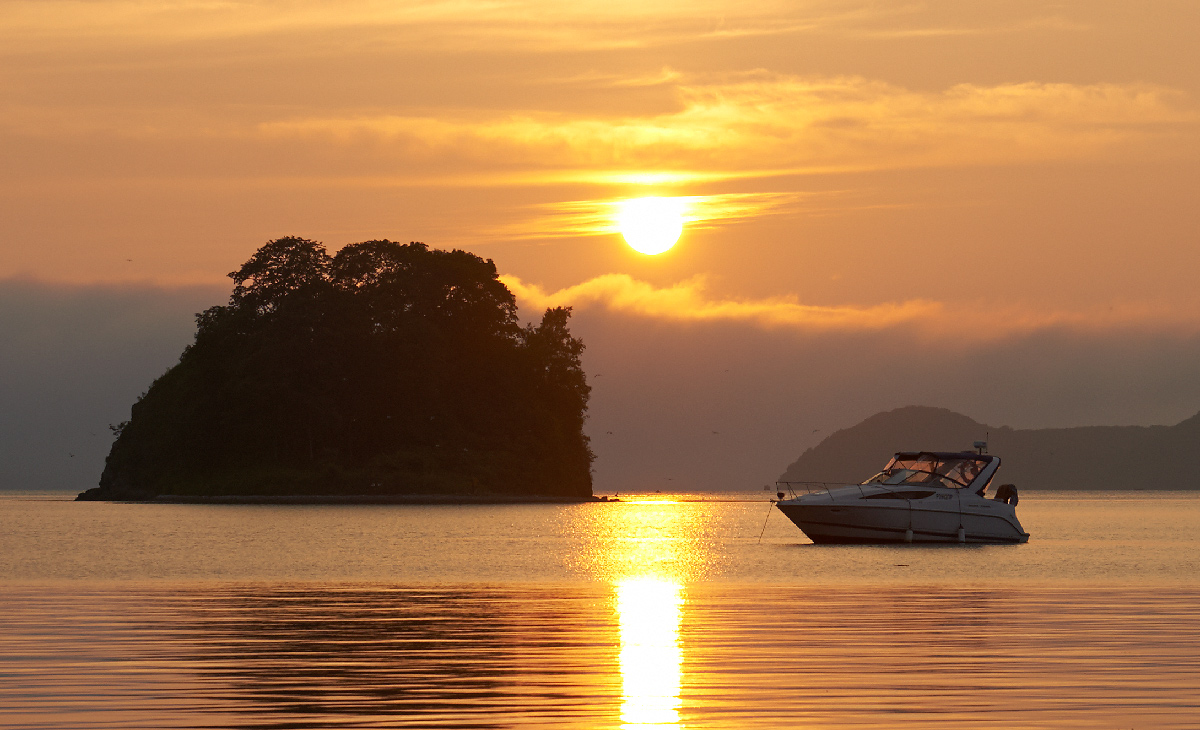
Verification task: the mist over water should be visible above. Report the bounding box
[3,492,1199,728]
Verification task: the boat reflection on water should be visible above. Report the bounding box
[616,576,683,729]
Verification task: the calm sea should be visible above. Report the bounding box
[2,491,1199,729]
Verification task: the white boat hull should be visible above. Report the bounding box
[777,489,1028,544]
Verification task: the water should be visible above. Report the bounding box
[2,491,1199,728]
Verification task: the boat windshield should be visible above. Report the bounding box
[862,454,985,489]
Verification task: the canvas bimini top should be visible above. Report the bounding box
[861,451,996,490]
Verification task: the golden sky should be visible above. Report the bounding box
[4,0,1198,335]
[3,2,1200,490]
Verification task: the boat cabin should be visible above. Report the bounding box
[862,451,997,493]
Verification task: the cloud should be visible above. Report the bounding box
[502,273,942,330]
[503,273,1200,340]
[2,1,1096,59]
[0,1,877,51]
[488,191,807,240]
[260,75,1197,185]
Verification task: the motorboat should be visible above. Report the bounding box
[775,450,1028,544]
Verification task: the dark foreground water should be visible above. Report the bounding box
[2,492,1199,729]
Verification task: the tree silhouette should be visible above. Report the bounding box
[81,237,593,500]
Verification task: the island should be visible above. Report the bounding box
[78,237,595,502]
[780,405,1200,490]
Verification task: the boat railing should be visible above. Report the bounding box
[776,481,857,500]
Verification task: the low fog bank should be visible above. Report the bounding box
[7,277,1200,493]
[0,278,226,490]
[563,309,1200,493]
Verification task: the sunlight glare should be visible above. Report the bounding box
[617,576,684,729]
[617,197,687,255]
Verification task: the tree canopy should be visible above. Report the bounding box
[81,237,593,500]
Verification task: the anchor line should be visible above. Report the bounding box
[758,501,775,543]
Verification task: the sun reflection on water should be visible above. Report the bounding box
[617,577,684,729]
[567,500,720,584]
[564,500,722,727]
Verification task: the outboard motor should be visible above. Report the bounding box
[994,483,1018,506]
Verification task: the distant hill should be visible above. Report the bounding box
[779,406,1200,490]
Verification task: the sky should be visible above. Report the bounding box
[2,1,1199,491]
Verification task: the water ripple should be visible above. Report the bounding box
[3,584,1199,729]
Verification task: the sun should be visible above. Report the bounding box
[616,197,686,255]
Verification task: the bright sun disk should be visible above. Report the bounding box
[617,197,686,255]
